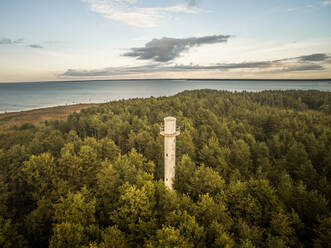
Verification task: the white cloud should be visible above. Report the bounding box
[132,36,149,41]
[164,5,198,14]
[323,0,331,6]
[60,52,330,78]
[287,4,313,12]
[81,0,199,28]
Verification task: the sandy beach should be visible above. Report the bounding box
[0,103,98,132]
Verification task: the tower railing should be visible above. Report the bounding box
[160,126,181,136]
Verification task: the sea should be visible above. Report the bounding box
[0,79,330,113]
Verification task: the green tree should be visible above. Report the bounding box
[0,174,8,216]
[21,153,58,202]
[145,226,194,248]
[24,197,54,248]
[175,155,225,200]
[199,137,230,176]
[110,182,157,246]
[99,226,128,248]
[0,216,27,248]
[229,139,252,178]
[49,222,87,248]
[50,187,98,247]
[165,210,205,248]
[313,216,331,248]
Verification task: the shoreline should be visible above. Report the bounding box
[0,103,99,132]
[1,78,331,84]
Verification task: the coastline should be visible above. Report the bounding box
[0,103,98,132]
[1,78,331,84]
[1,80,330,114]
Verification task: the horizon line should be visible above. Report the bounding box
[1,78,331,84]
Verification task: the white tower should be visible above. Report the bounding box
[160,117,180,189]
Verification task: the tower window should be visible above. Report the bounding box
[166,153,168,157]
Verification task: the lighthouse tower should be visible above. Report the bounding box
[160,117,180,189]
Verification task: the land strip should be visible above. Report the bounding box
[0,104,98,132]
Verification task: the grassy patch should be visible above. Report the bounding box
[0,104,98,132]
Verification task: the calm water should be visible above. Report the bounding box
[0,80,330,113]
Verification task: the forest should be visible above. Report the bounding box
[0,89,330,248]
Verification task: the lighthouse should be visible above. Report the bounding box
[160,117,180,189]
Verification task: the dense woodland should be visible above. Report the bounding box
[0,89,330,248]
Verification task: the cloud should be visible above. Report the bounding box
[161,60,325,73]
[164,5,198,14]
[124,35,231,62]
[81,0,199,28]
[62,64,162,77]
[27,44,43,49]
[287,4,313,12]
[170,61,272,71]
[0,38,12,45]
[298,53,328,62]
[323,0,331,6]
[187,0,198,8]
[14,38,24,44]
[63,69,111,77]
[61,53,329,77]
[13,38,24,44]
[0,38,24,45]
[280,64,324,72]
[0,38,43,49]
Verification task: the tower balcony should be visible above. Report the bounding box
[160,126,180,137]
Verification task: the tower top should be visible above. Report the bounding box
[160,116,180,137]
[164,116,176,121]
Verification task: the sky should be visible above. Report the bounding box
[0,0,331,82]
